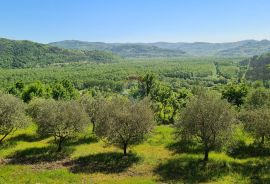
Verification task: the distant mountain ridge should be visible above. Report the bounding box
[50,39,270,57]
[50,41,186,57]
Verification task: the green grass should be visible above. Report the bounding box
[0,124,269,183]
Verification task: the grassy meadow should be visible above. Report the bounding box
[0,123,269,184]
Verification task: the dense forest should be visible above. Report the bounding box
[1,38,270,183]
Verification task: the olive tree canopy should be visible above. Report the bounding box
[95,97,154,155]
[80,95,107,133]
[0,93,29,143]
[29,99,88,151]
[177,90,235,161]
[239,108,270,145]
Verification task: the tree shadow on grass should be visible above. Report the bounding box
[167,139,204,154]
[231,159,270,184]
[154,157,229,183]
[0,140,18,149]
[7,133,43,143]
[65,135,98,146]
[68,152,140,174]
[227,141,270,159]
[7,146,73,165]
[155,156,270,183]
[0,134,42,149]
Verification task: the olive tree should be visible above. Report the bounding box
[29,99,88,151]
[0,93,29,143]
[80,95,107,133]
[239,108,270,145]
[95,97,154,156]
[177,90,235,161]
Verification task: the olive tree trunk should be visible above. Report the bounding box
[57,137,65,152]
[92,122,96,133]
[0,129,13,143]
[123,143,127,156]
[204,148,209,161]
[261,135,265,145]
[0,132,10,143]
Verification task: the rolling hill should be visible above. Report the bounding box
[216,40,270,57]
[0,38,121,68]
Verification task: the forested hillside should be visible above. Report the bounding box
[217,40,270,57]
[0,38,121,68]
[246,53,270,80]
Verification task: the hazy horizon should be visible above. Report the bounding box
[2,37,270,45]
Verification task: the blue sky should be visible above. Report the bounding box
[1,0,270,43]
